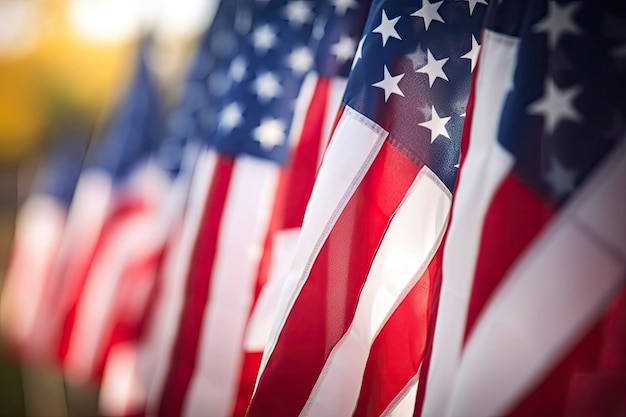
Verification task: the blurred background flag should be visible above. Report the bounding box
[60,41,168,384]
[0,0,227,415]
[142,0,347,415]
[17,41,165,382]
[418,1,626,416]
[247,0,487,415]
[1,124,89,359]
[97,1,244,415]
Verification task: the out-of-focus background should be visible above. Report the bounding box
[0,1,216,415]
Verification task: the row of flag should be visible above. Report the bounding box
[1,0,624,416]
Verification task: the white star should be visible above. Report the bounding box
[253,72,283,102]
[251,25,278,53]
[218,103,244,133]
[533,1,582,49]
[545,156,577,198]
[528,78,582,134]
[411,0,445,31]
[461,35,481,72]
[373,10,402,47]
[352,35,366,70]
[229,57,247,82]
[417,49,449,87]
[331,36,357,63]
[419,106,451,143]
[254,118,286,150]
[462,0,488,15]
[372,66,405,102]
[282,1,313,27]
[287,47,313,74]
[332,0,359,15]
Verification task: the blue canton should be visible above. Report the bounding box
[32,126,88,206]
[491,0,626,204]
[343,0,488,191]
[210,0,325,166]
[158,0,248,174]
[88,46,162,181]
[313,0,372,78]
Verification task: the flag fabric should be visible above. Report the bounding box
[0,126,87,358]
[60,46,168,384]
[233,1,372,415]
[417,1,626,416]
[98,1,246,414]
[129,1,374,415]
[132,1,339,416]
[19,46,165,382]
[247,0,487,416]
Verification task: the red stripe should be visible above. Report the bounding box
[463,174,553,343]
[247,140,421,417]
[232,351,264,417]
[283,77,330,229]
[354,249,442,417]
[158,156,234,417]
[414,57,480,416]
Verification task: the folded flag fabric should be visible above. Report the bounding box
[248,0,487,416]
[418,1,626,416]
[148,1,332,415]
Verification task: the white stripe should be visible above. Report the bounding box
[447,138,626,417]
[99,342,144,416]
[257,106,388,380]
[244,228,301,351]
[318,78,348,166]
[182,156,279,417]
[302,168,451,417]
[422,30,521,417]
[145,148,217,417]
[0,196,66,347]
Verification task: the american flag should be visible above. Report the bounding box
[248,0,486,415]
[0,126,86,359]
[418,0,626,416]
[99,1,251,415]
[27,46,165,382]
[238,0,371,414]
[136,1,341,416]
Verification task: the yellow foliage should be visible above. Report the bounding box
[0,0,136,162]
